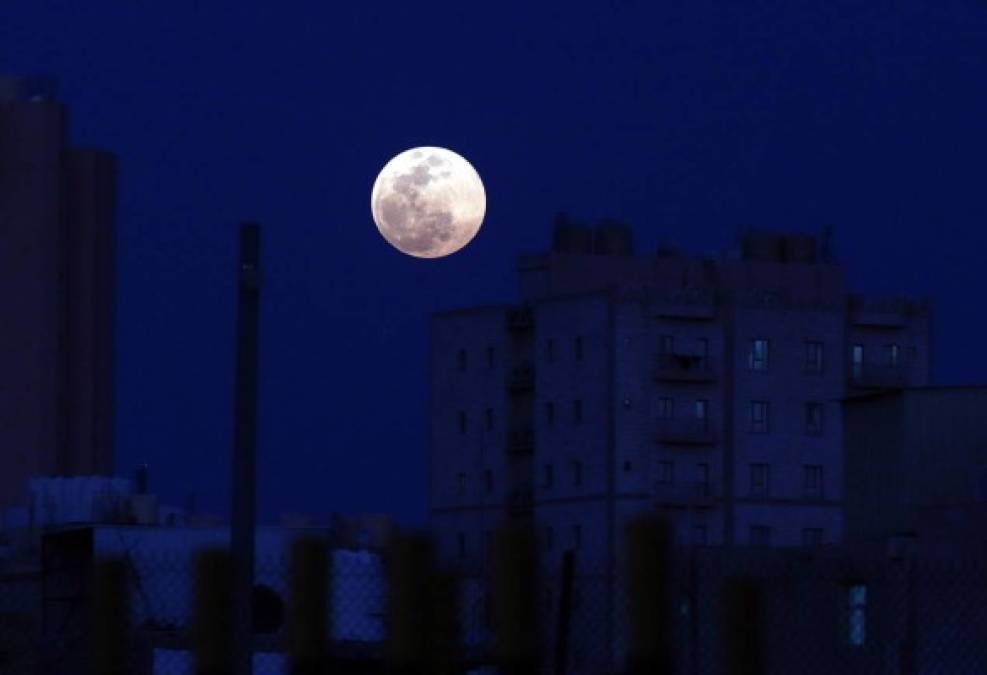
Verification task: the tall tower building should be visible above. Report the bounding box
[0,75,117,511]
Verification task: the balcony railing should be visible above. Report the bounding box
[507,428,534,456]
[507,363,536,392]
[655,418,716,446]
[653,482,717,508]
[653,353,716,383]
[848,362,909,389]
[506,306,534,331]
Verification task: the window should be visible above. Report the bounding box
[456,472,467,495]
[623,460,633,472]
[543,463,554,489]
[573,399,583,425]
[545,401,555,427]
[885,343,900,367]
[657,397,674,420]
[574,336,584,361]
[485,408,494,431]
[546,338,555,363]
[695,400,709,428]
[457,349,467,371]
[749,339,769,371]
[805,341,824,374]
[802,528,823,546]
[692,525,707,546]
[750,401,770,433]
[572,524,582,550]
[697,463,710,494]
[848,585,867,646]
[750,463,770,496]
[805,402,824,436]
[851,345,864,379]
[659,334,675,355]
[750,525,772,547]
[484,469,493,493]
[486,346,495,369]
[697,337,709,365]
[457,532,467,558]
[458,411,467,435]
[545,526,554,551]
[657,461,675,485]
[484,529,492,557]
[572,461,583,487]
[804,465,823,499]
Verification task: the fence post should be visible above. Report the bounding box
[193,549,235,675]
[554,549,575,675]
[288,537,328,675]
[90,557,128,675]
[625,516,674,675]
[429,567,462,675]
[722,578,761,675]
[491,524,539,675]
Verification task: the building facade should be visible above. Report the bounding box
[430,219,932,568]
[0,75,117,511]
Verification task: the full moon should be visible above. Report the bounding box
[371,146,486,258]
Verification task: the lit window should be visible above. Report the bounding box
[848,585,867,646]
[749,339,769,371]
[851,345,864,379]
[750,401,770,433]
[695,400,709,428]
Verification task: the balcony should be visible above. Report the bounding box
[507,363,536,392]
[506,306,534,332]
[653,353,716,383]
[507,428,534,456]
[848,362,909,389]
[506,486,534,516]
[653,482,717,508]
[655,418,716,446]
[652,288,716,320]
[848,296,909,328]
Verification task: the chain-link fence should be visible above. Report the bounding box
[2,526,987,674]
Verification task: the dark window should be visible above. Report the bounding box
[805,341,824,374]
[804,465,823,498]
[802,528,823,546]
[623,460,633,472]
[806,402,824,436]
[543,463,554,489]
[885,343,900,367]
[486,346,495,369]
[457,533,466,558]
[657,397,674,420]
[574,336,584,361]
[456,472,466,495]
[697,463,710,493]
[693,525,707,546]
[851,345,864,379]
[749,339,769,371]
[545,401,555,427]
[695,400,709,427]
[572,461,583,487]
[572,524,582,549]
[750,525,772,547]
[659,335,675,355]
[485,408,494,431]
[545,526,554,551]
[458,411,467,434]
[573,399,583,424]
[484,470,493,493]
[457,349,467,372]
[697,337,709,364]
[750,463,770,496]
[657,461,674,485]
[546,338,555,363]
[848,585,867,646]
[750,401,770,433]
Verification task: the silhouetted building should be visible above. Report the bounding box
[844,386,987,553]
[0,75,116,511]
[429,219,933,566]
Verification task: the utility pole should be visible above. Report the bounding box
[231,223,260,675]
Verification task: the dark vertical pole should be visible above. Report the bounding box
[287,537,328,675]
[554,550,575,675]
[90,557,128,675]
[491,525,539,675]
[194,549,235,675]
[231,223,260,675]
[722,578,761,675]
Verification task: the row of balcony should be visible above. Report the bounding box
[504,482,716,516]
[504,418,714,454]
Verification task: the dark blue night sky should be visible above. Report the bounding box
[3,1,986,526]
